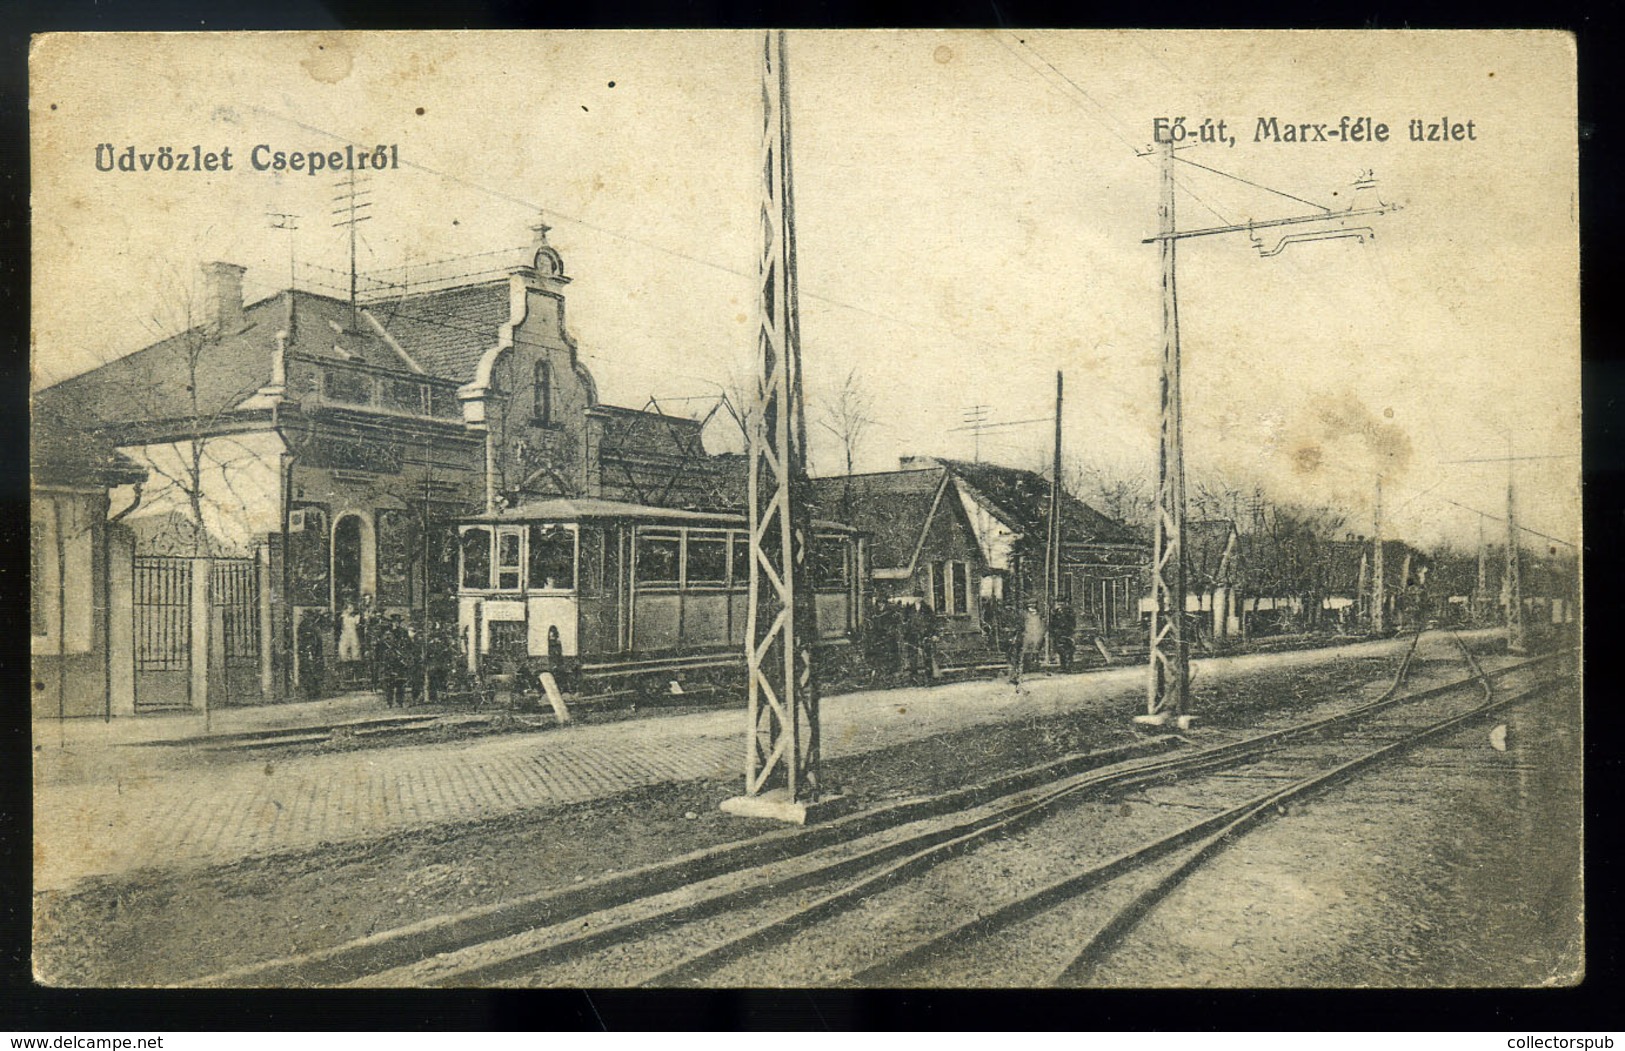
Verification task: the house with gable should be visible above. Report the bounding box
[811,456,1148,642]
[34,226,738,709]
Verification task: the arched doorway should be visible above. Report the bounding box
[333,514,365,611]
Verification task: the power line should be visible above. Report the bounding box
[1430,493,1576,549]
[1174,154,1332,214]
[995,33,1235,227]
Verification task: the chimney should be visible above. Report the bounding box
[204,261,247,333]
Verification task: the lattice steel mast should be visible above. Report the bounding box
[729,30,822,816]
[1144,137,1190,722]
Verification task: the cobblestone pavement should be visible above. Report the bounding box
[34,637,1423,891]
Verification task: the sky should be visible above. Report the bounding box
[29,30,1579,552]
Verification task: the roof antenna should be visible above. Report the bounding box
[332,168,372,329]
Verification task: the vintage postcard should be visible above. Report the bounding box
[29,30,1580,988]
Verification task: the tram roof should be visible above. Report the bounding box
[462,497,859,533]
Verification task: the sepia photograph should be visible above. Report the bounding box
[28,29,1580,989]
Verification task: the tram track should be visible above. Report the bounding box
[617,636,1566,989]
[288,632,1569,988]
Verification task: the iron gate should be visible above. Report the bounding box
[211,557,262,705]
[134,556,192,710]
[133,555,261,711]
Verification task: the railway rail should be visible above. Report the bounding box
[195,633,1571,988]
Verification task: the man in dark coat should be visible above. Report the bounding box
[1050,601,1077,672]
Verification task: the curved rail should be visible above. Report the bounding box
[632,636,1562,988]
[855,631,1555,988]
[208,632,1555,988]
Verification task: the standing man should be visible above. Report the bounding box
[1003,602,1025,685]
[1020,602,1046,679]
[1050,601,1077,672]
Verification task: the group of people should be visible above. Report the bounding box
[861,599,941,683]
[860,594,1082,686]
[295,599,461,705]
[984,600,1077,685]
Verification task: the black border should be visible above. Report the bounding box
[1,2,1618,1032]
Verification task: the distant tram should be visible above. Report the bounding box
[455,497,867,678]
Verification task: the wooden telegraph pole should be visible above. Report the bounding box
[1044,371,1064,659]
[1372,476,1386,635]
[722,31,830,824]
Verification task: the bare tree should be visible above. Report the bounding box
[1066,457,1156,533]
[816,367,877,479]
[74,260,274,558]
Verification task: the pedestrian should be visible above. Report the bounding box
[902,602,934,684]
[404,620,425,706]
[1022,603,1046,677]
[1002,603,1025,685]
[296,610,328,700]
[425,622,453,704]
[380,615,408,708]
[338,602,362,663]
[1050,601,1077,672]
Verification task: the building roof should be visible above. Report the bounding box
[365,281,511,381]
[31,403,147,488]
[811,458,1144,577]
[35,282,502,431]
[810,467,949,570]
[931,458,1142,548]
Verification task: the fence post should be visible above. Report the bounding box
[258,543,274,702]
[190,556,211,720]
[107,527,136,716]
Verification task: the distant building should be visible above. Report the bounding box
[34,228,739,708]
[811,456,1147,638]
[1319,537,1430,631]
[31,407,147,718]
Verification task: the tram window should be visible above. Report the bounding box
[813,538,848,588]
[730,533,751,586]
[529,524,575,591]
[687,534,728,586]
[637,534,681,585]
[496,529,523,590]
[461,528,491,589]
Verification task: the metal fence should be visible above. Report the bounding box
[134,556,191,672]
[134,555,261,710]
[211,557,261,667]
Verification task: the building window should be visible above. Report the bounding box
[528,524,576,591]
[730,532,752,588]
[930,560,971,616]
[30,497,92,654]
[376,509,415,606]
[496,528,523,590]
[461,527,491,589]
[323,368,373,406]
[812,535,849,589]
[533,361,553,426]
[381,378,426,414]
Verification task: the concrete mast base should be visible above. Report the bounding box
[719,789,852,826]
